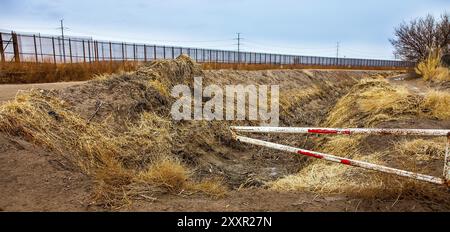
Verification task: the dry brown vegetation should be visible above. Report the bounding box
[0,55,229,208]
[271,78,450,201]
[0,61,140,84]
[0,55,448,210]
[415,49,450,82]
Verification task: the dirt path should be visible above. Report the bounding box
[386,73,431,95]
[0,81,86,104]
[0,134,92,212]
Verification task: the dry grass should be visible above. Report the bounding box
[0,56,228,208]
[420,90,450,120]
[325,79,450,127]
[270,135,389,197]
[394,138,446,164]
[270,135,449,200]
[325,79,420,127]
[0,61,140,84]
[271,78,450,201]
[415,49,450,82]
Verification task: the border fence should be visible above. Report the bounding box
[0,31,415,68]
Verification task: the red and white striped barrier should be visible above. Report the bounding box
[231,126,450,186]
[230,126,450,136]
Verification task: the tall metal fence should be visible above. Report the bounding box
[0,31,415,68]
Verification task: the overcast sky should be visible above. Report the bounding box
[1,0,449,59]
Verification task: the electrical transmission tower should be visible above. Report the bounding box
[234,33,243,63]
[336,41,340,58]
[58,19,69,63]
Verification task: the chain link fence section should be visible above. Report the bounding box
[0,31,415,68]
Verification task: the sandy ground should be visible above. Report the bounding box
[0,81,85,104]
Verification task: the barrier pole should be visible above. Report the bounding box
[231,126,450,137]
[445,136,450,181]
[235,135,446,185]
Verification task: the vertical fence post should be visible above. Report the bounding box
[101,42,105,61]
[153,45,157,60]
[144,45,147,62]
[171,46,174,59]
[121,43,125,61]
[51,37,56,64]
[93,41,96,62]
[38,34,43,62]
[195,49,198,62]
[68,38,73,63]
[62,36,66,63]
[133,43,136,61]
[0,32,4,63]
[88,40,92,63]
[11,32,20,63]
[82,40,86,63]
[163,46,166,59]
[96,41,100,62]
[33,35,38,63]
[109,42,113,62]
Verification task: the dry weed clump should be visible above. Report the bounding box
[271,135,449,200]
[325,79,450,128]
[270,135,389,196]
[415,49,450,82]
[419,90,450,120]
[325,79,420,127]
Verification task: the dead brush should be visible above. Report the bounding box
[272,79,450,202]
[325,79,418,127]
[0,90,227,207]
[0,56,231,208]
[415,48,450,82]
[0,61,140,84]
[271,135,450,201]
[419,90,450,120]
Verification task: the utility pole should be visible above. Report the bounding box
[336,41,340,58]
[60,19,66,62]
[234,33,242,63]
[60,19,65,40]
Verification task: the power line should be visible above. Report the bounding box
[244,39,336,51]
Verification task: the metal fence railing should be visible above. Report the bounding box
[0,31,415,68]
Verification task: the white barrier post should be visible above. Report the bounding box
[231,126,450,137]
[234,135,446,185]
[445,136,450,184]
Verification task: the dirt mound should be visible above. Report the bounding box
[59,55,202,131]
[0,56,226,207]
